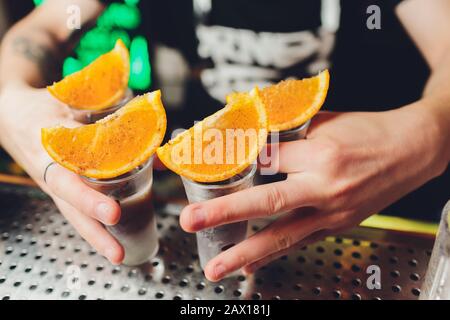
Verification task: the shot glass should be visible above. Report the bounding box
[181,163,257,270]
[420,200,450,300]
[81,156,159,266]
[70,88,134,124]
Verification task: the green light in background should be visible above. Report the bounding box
[75,49,106,66]
[63,37,152,91]
[78,27,112,51]
[33,0,45,6]
[129,36,151,90]
[44,0,151,90]
[110,30,131,48]
[62,57,83,77]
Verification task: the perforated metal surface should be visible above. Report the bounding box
[0,183,434,300]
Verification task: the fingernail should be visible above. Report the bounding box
[96,202,113,224]
[105,247,119,264]
[213,264,227,280]
[190,207,207,230]
[242,266,253,276]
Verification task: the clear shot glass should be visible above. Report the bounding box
[181,163,257,270]
[81,156,159,266]
[70,88,134,124]
[420,200,450,300]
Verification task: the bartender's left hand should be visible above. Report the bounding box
[180,105,449,282]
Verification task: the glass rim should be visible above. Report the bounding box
[444,200,450,235]
[269,118,311,136]
[81,155,154,185]
[68,88,134,114]
[181,162,257,190]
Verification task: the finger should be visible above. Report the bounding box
[45,164,121,225]
[257,144,274,169]
[304,111,337,138]
[203,208,323,281]
[180,177,319,232]
[258,138,312,174]
[242,229,330,275]
[53,197,124,265]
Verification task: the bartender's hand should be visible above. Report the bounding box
[0,83,124,264]
[180,106,448,281]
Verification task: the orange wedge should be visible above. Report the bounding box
[157,88,268,183]
[229,70,329,132]
[47,39,130,110]
[42,91,166,179]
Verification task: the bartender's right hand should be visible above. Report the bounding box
[0,82,124,264]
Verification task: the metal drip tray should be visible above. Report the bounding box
[0,183,434,300]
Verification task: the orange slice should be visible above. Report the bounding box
[157,88,268,183]
[47,39,130,110]
[42,91,166,179]
[229,70,329,132]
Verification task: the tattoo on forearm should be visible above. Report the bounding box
[12,37,59,84]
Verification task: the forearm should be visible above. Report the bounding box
[416,51,450,167]
[396,0,450,168]
[421,48,450,163]
[0,22,61,88]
